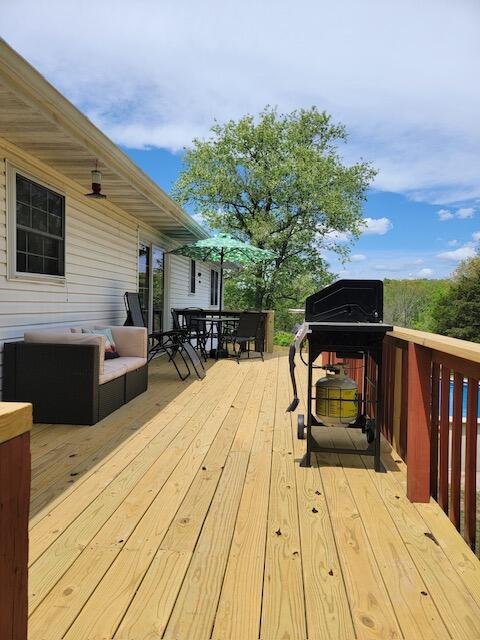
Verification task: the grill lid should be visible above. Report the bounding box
[305,279,383,323]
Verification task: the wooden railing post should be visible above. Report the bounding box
[263,310,274,354]
[0,402,32,640]
[406,343,432,502]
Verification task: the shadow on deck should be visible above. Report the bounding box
[28,354,480,640]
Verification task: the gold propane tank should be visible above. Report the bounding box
[315,364,358,427]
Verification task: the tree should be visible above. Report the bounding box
[173,106,375,311]
[431,256,480,342]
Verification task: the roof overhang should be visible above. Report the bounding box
[0,38,208,243]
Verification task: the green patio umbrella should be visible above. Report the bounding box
[170,233,277,317]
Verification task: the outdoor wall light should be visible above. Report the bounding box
[85,161,107,199]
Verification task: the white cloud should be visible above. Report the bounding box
[437,245,476,261]
[472,231,480,242]
[417,267,434,277]
[362,217,393,235]
[190,212,206,226]
[323,230,351,244]
[457,207,475,219]
[447,239,459,246]
[1,0,479,204]
[438,207,475,221]
[438,209,455,221]
[350,254,366,262]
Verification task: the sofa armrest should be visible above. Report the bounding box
[3,342,100,424]
[109,326,148,359]
[24,331,105,374]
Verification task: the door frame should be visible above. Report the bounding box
[138,238,167,333]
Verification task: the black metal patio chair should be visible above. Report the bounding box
[224,312,265,363]
[182,308,209,361]
[124,293,205,380]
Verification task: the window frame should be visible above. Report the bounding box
[210,269,219,306]
[189,258,196,294]
[6,162,66,285]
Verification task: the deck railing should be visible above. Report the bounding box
[0,401,32,640]
[352,327,480,552]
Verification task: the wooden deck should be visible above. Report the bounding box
[28,354,480,640]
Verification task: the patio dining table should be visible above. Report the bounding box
[192,315,240,360]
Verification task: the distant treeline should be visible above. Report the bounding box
[383,278,449,332]
[385,255,480,342]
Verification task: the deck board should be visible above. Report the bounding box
[28,354,480,640]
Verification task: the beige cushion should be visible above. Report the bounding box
[24,330,106,374]
[99,356,147,384]
[99,359,128,385]
[108,327,148,359]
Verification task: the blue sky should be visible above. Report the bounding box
[2,0,480,280]
[126,146,480,280]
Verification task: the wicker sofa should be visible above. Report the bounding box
[3,326,148,425]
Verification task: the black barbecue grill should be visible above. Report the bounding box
[287,279,392,471]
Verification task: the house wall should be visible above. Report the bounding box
[167,254,218,320]
[0,137,218,396]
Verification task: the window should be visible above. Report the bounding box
[190,259,196,294]
[210,269,219,306]
[14,173,65,277]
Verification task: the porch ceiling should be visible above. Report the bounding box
[0,39,207,243]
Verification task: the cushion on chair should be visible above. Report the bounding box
[109,326,148,359]
[99,356,147,384]
[82,327,119,359]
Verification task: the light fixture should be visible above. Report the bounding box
[85,161,107,199]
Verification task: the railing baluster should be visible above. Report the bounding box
[450,372,463,529]
[430,362,440,500]
[400,347,409,460]
[464,377,478,551]
[406,343,432,502]
[439,364,450,514]
[382,343,391,440]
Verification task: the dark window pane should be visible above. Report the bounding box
[44,258,59,275]
[43,237,58,258]
[16,252,26,272]
[32,209,48,232]
[27,254,43,273]
[15,174,65,276]
[48,192,63,216]
[17,229,27,252]
[16,176,30,204]
[27,232,43,256]
[48,213,62,237]
[31,183,47,211]
[16,203,30,227]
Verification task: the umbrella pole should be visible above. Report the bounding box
[219,248,224,317]
[216,249,224,360]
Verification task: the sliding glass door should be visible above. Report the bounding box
[152,246,164,332]
[138,241,150,326]
[138,241,165,332]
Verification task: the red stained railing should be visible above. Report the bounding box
[381,329,480,551]
[325,327,480,551]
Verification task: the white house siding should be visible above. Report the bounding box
[166,254,219,328]
[0,138,213,395]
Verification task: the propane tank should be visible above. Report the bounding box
[315,364,358,427]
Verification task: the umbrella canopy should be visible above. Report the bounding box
[171,233,276,265]
[171,233,276,316]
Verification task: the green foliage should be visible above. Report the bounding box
[274,330,294,346]
[383,278,449,330]
[173,106,375,313]
[430,256,480,342]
